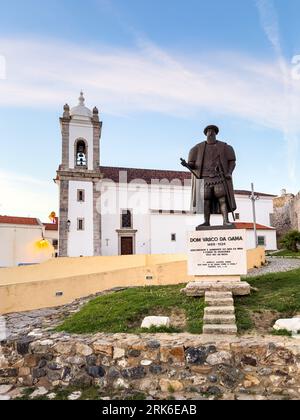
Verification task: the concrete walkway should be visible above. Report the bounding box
[245,257,300,278]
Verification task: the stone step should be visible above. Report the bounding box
[205,297,234,307]
[203,315,236,325]
[204,306,235,316]
[181,281,251,297]
[205,291,233,299]
[203,324,238,335]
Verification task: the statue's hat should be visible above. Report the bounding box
[204,125,219,135]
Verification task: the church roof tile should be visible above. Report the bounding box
[100,166,276,197]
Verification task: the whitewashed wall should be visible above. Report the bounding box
[245,229,277,251]
[68,180,94,257]
[235,196,273,227]
[100,180,276,255]
[44,230,58,242]
[150,214,190,254]
[0,225,53,267]
[101,182,152,256]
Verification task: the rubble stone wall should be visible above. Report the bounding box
[272,193,300,238]
[1,333,300,399]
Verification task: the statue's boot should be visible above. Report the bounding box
[220,200,234,227]
[196,213,210,230]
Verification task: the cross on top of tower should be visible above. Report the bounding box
[70,91,92,118]
[79,91,85,106]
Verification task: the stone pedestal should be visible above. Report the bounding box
[181,281,251,297]
[185,226,251,336]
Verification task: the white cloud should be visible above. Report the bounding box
[256,0,299,185]
[0,36,298,126]
[256,0,282,56]
[0,169,57,221]
[0,34,299,184]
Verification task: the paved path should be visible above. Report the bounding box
[2,288,126,341]
[246,257,300,278]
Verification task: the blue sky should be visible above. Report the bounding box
[1,0,300,220]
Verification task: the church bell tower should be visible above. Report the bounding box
[56,92,102,257]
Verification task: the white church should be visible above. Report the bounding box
[55,93,277,258]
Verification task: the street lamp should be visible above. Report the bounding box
[249,184,260,248]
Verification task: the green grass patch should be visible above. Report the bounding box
[125,393,147,401]
[56,269,300,335]
[56,284,205,335]
[138,326,181,334]
[15,388,35,400]
[235,306,254,333]
[15,386,103,401]
[235,268,300,332]
[236,269,300,313]
[271,250,300,258]
[272,329,293,337]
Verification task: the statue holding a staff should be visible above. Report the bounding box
[181,125,237,229]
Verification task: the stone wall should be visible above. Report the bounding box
[1,333,300,400]
[272,192,300,238]
[291,193,300,232]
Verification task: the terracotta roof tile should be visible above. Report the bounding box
[43,218,58,231]
[0,216,40,226]
[100,166,276,197]
[235,222,275,230]
[100,166,191,185]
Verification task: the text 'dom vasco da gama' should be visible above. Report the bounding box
[188,230,247,276]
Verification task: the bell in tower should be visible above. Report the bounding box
[76,140,87,167]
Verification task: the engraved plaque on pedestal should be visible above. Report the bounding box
[188,229,247,277]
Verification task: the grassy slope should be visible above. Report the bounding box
[235,269,300,332]
[16,386,147,401]
[56,284,205,335]
[57,269,300,335]
[271,250,300,258]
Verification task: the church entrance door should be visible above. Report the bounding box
[121,237,134,255]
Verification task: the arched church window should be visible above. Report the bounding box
[76,140,87,167]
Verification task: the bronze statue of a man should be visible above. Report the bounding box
[182,125,237,228]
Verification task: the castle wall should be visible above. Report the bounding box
[271,193,300,237]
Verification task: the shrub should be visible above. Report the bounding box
[280,230,300,253]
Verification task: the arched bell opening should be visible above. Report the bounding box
[75,139,88,167]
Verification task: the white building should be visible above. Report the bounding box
[43,218,59,258]
[99,168,277,255]
[0,216,55,267]
[56,93,277,257]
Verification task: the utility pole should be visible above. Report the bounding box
[250,183,259,248]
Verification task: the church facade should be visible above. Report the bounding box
[56,94,277,257]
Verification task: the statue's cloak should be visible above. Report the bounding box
[188,140,237,215]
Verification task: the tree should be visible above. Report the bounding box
[280,230,300,252]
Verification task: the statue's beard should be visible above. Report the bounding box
[207,135,217,143]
